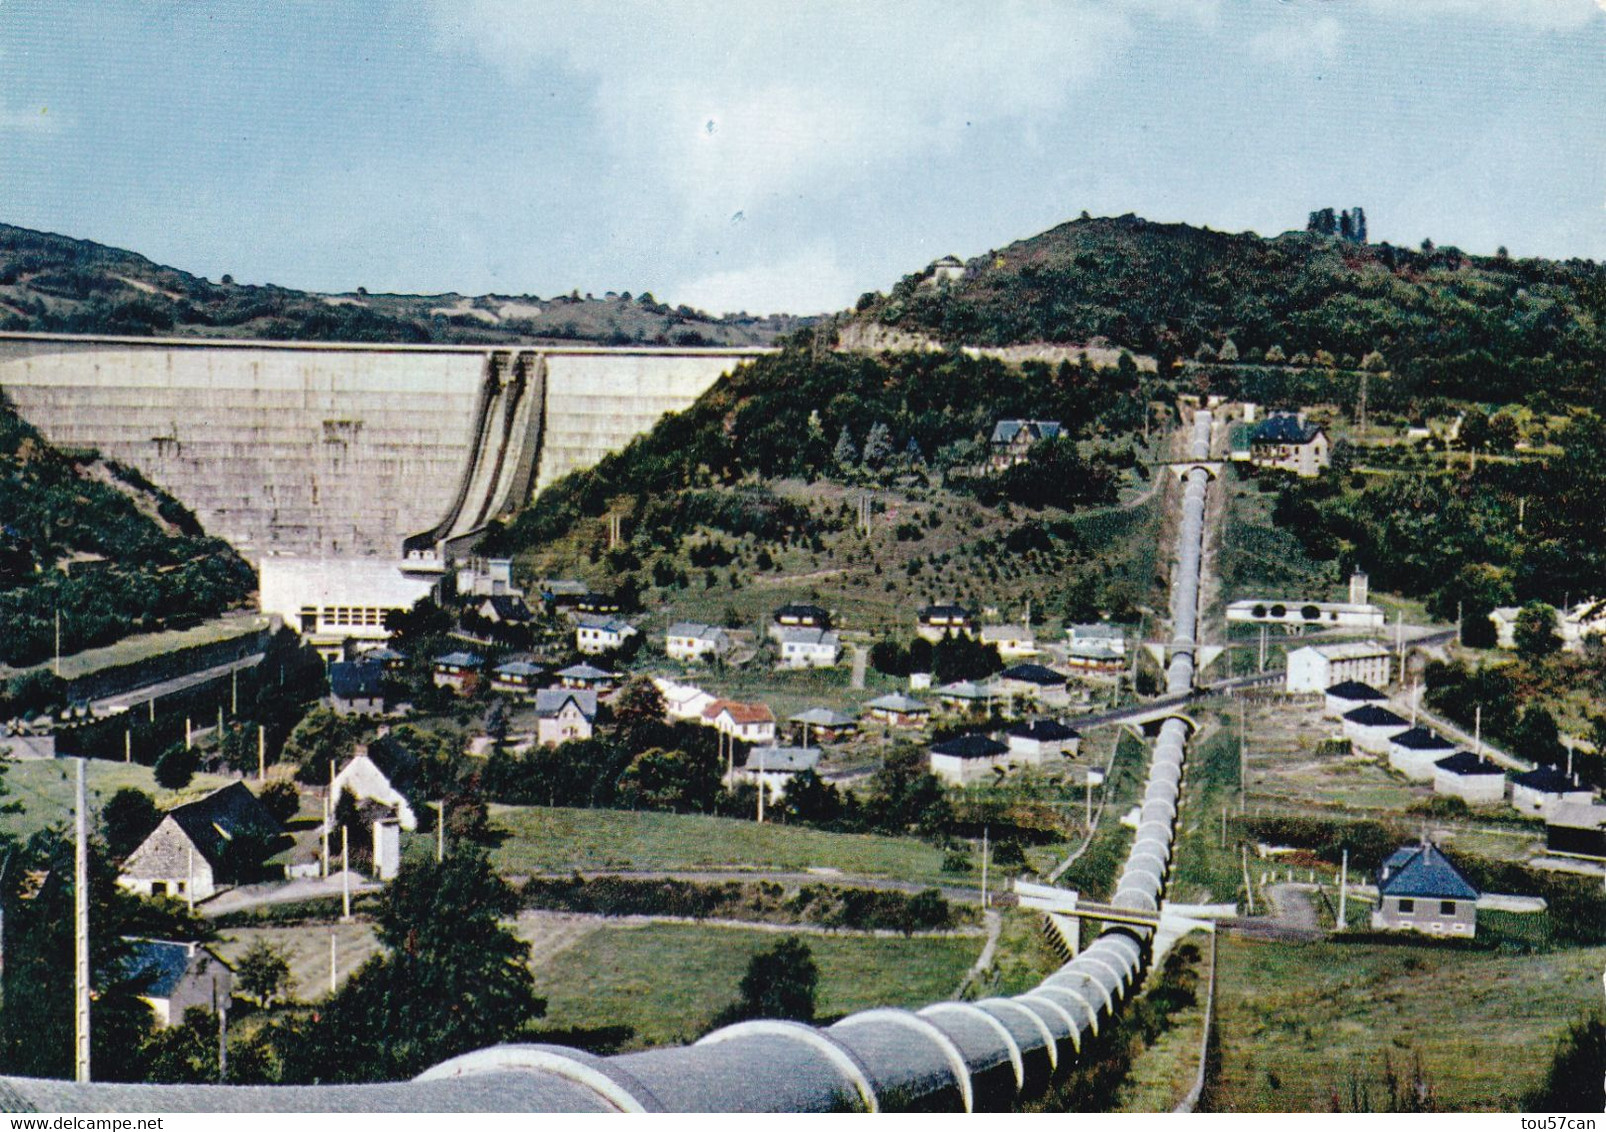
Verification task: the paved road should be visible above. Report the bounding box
[850,645,868,690]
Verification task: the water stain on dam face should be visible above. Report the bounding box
[0,332,768,561]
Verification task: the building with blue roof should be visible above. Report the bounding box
[1372,841,1479,937]
[1249,410,1330,477]
[116,939,234,1027]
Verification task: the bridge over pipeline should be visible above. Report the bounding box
[0,410,1222,1113]
[0,332,770,561]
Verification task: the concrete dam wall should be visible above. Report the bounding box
[0,333,765,560]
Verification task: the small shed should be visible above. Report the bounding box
[1006,718,1080,763]
[1323,680,1386,720]
[929,734,1011,787]
[1341,704,1410,753]
[1386,726,1456,782]
[1510,765,1595,818]
[1544,802,1606,860]
[1432,751,1506,806]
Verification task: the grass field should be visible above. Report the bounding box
[528,920,979,1049]
[0,757,234,840]
[3,612,270,682]
[483,804,965,890]
[1207,935,1606,1112]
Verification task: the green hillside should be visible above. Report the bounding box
[0,402,254,673]
[856,213,1606,409]
[0,223,801,346]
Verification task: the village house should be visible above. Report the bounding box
[555,662,619,693]
[1561,597,1606,651]
[1510,765,1595,818]
[432,651,484,695]
[1285,641,1392,694]
[864,692,932,728]
[929,734,1013,787]
[1386,727,1457,782]
[770,603,832,642]
[1323,680,1387,719]
[1545,802,1606,861]
[1006,718,1081,762]
[728,746,821,800]
[996,663,1068,701]
[330,743,418,830]
[1341,704,1410,754]
[1433,751,1506,805]
[490,659,543,698]
[540,579,590,611]
[926,254,965,286]
[980,624,1038,660]
[1249,411,1330,477]
[653,677,717,721]
[790,707,858,744]
[916,604,977,642]
[1063,622,1128,673]
[119,783,283,903]
[475,594,533,626]
[328,659,385,717]
[573,592,624,616]
[575,615,638,655]
[536,688,598,747]
[703,699,777,745]
[934,680,1004,713]
[989,420,1062,471]
[665,622,731,662]
[357,645,407,672]
[1372,842,1478,937]
[778,627,841,668]
[117,939,233,1028]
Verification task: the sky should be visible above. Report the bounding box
[2,0,1604,316]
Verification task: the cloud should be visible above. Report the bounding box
[1249,15,1343,65]
[0,100,60,135]
[671,242,858,317]
[1361,0,1602,30]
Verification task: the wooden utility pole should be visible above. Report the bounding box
[329,931,337,995]
[1338,848,1349,930]
[755,747,766,824]
[436,800,445,863]
[980,826,990,911]
[74,758,90,1084]
[54,610,62,678]
[258,725,266,782]
[341,825,351,920]
[124,729,131,764]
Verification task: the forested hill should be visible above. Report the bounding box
[0,402,254,672]
[855,214,1606,408]
[0,223,801,346]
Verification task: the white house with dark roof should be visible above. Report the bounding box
[490,660,544,698]
[328,659,385,717]
[1341,704,1410,753]
[989,420,1062,470]
[1324,680,1386,719]
[769,604,831,642]
[576,616,637,655]
[535,688,598,747]
[1249,411,1330,477]
[1433,751,1506,805]
[929,734,1013,786]
[119,784,283,902]
[331,744,418,831]
[1510,766,1595,818]
[790,707,858,744]
[1006,718,1080,762]
[116,939,233,1028]
[1386,727,1457,782]
[665,622,731,662]
[1372,842,1478,937]
[777,627,841,668]
[996,663,1067,701]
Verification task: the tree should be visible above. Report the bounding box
[862,421,894,468]
[1217,338,1239,363]
[1487,412,1520,451]
[258,779,301,825]
[1458,408,1491,451]
[1513,601,1561,659]
[282,706,358,785]
[1525,1015,1604,1111]
[102,787,160,859]
[612,677,668,754]
[154,743,197,790]
[235,940,293,1008]
[1328,438,1356,478]
[712,936,818,1027]
[1511,705,1566,767]
[833,426,858,469]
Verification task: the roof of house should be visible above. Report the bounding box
[165,783,282,869]
[930,734,1009,760]
[1390,727,1455,751]
[1326,680,1385,701]
[980,625,1034,643]
[999,663,1066,687]
[666,622,726,640]
[115,940,211,999]
[1007,719,1080,742]
[575,592,622,610]
[1511,765,1585,794]
[704,700,776,725]
[435,651,484,669]
[741,746,821,773]
[493,660,544,678]
[1546,802,1606,832]
[936,680,998,701]
[350,739,416,788]
[479,594,532,622]
[865,692,930,713]
[779,627,840,648]
[576,615,636,635]
[774,603,830,622]
[361,646,405,662]
[534,688,598,719]
[1377,843,1478,900]
[329,661,384,700]
[1068,622,1125,641]
[1434,751,1503,777]
[1304,640,1391,661]
[790,708,858,727]
[918,604,973,622]
[556,663,616,681]
[990,420,1062,445]
[1251,413,1323,445]
[1342,705,1408,728]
